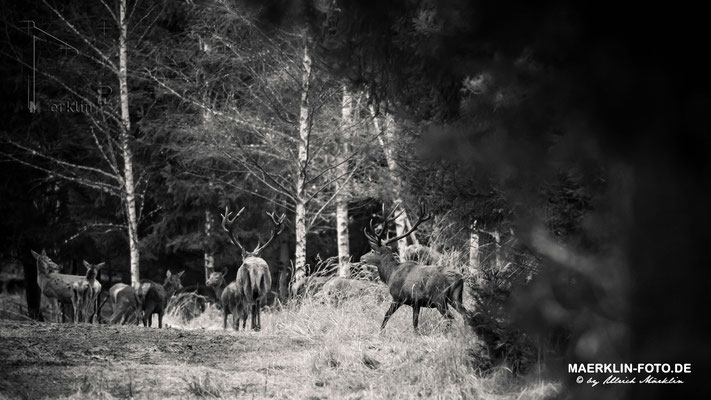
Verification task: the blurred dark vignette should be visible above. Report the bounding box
[273,1,710,398]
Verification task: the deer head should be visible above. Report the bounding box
[221,205,286,258]
[31,249,61,274]
[362,203,432,264]
[163,270,185,296]
[206,267,226,289]
[82,260,105,280]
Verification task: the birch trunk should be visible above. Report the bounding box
[492,229,502,270]
[119,0,140,285]
[291,42,312,296]
[278,234,290,300]
[204,210,214,281]
[369,107,411,258]
[469,221,479,276]
[336,84,352,277]
[201,43,214,282]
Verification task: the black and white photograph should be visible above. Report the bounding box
[0,1,708,399]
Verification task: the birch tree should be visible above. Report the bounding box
[148,4,368,298]
[1,0,148,285]
[369,105,416,258]
[335,84,353,277]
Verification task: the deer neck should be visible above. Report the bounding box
[376,250,400,284]
[212,279,226,299]
[163,283,178,299]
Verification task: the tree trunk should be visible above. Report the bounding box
[278,234,290,300]
[293,200,307,296]
[492,229,502,270]
[336,84,352,277]
[469,220,479,276]
[119,0,139,286]
[21,248,43,321]
[291,41,312,297]
[204,209,214,281]
[369,106,412,258]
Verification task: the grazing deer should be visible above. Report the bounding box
[108,283,138,325]
[71,260,104,323]
[31,250,86,323]
[135,270,184,328]
[361,205,468,332]
[221,206,285,331]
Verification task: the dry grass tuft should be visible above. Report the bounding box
[162,284,559,399]
[184,372,226,398]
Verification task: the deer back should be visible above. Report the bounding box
[388,264,463,306]
[110,283,136,306]
[221,281,247,315]
[135,280,167,310]
[41,272,85,302]
[236,256,272,302]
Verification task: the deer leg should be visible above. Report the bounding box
[158,311,163,329]
[412,304,421,333]
[255,300,261,331]
[381,301,402,330]
[72,296,80,324]
[51,298,61,323]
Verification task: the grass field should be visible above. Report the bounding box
[0,289,559,399]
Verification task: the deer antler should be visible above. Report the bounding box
[221,205,246,256]
[384,203,431,245]
[252,211,286,255]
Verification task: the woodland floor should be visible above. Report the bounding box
[0,320,320,399]
[0,292,559,400]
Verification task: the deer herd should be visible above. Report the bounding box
[30,204,468,333]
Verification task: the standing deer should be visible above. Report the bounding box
[221,206,285,331]
[71,260,104,323]
[135,270,184,328]
[31,250,86,323]
[108,283,137,325]
[361,205,468,332]
[205,266,248,330]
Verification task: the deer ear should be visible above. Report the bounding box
[166,270,172,278]
[31,250,40,260]
[177,270,185,278]
[96,262,105,270]
[41,249,47,257]
[83,260,91,268]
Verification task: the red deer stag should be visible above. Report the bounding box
[221,205,285,331]
[206,266,248,330]
[71,260,105,323]
[361,205,468,332]
[135,270,184,328]
[32,250,87,323]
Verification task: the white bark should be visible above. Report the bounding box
[336,84,353,277]
[278,234,290,300]
[369,106,412,258]
[119,0,140,286]
[492,229,502,270]
[291,42,312,296]
[469,220,479,275]
[204,210,214,281]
